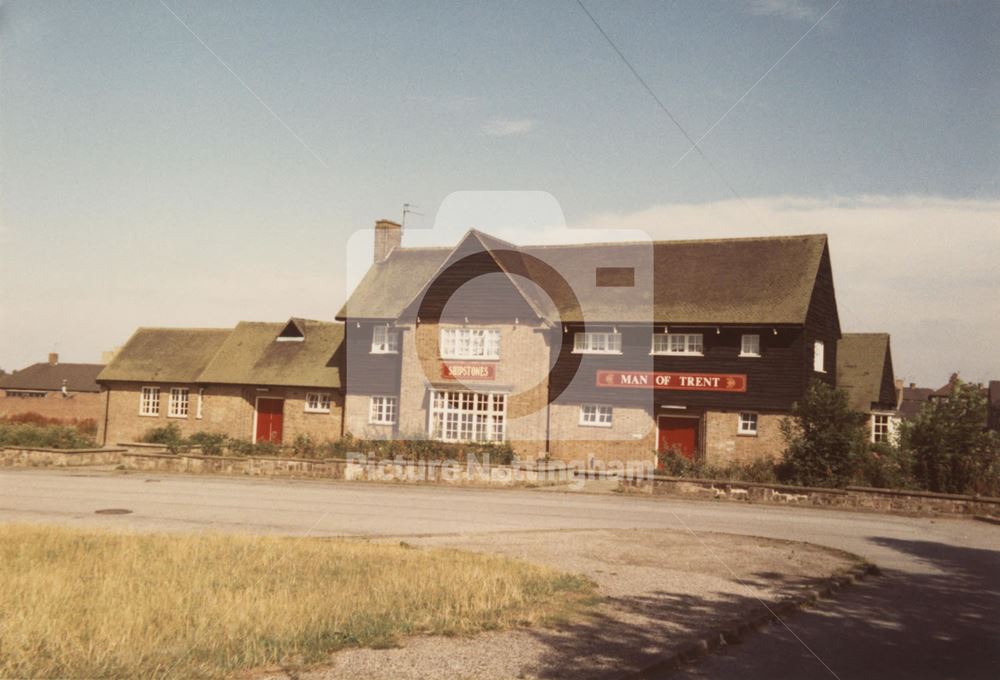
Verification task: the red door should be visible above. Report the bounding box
[658,416,699,460]
[255,398,284,444]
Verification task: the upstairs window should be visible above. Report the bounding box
[140,387,160,416]
[305,392,332,413]
[738,412,758,435]
[573,332,622,354]
[168,388,189,418]
[580,404,613,427]
[652,333,703,355]
[440,328,500,360]
[740,334,761,357]
[813,341,826,373]
[371,326,399,354]
[872,414,891,443]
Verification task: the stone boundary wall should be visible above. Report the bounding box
[0,447,125,467]
[118,449,575,487]
[621,475,1000,517]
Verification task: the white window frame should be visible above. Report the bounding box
[651,333,704,356]
[740,334,761,357]
[872,413,891,443]
[369,395,398,425]
[573,331,622,354]
[168,387,189,418]
[813,340,826,373]
[196,388,204,419]
[139,386,160,416]
[429,389,506,442]
[579,404,613,427]
[370,325,399,354]
[440,328,501,360]
[738,412,758,435]
[305,392,332,414]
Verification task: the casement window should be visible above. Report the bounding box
[5,390,46,398]
[813,341,826,372]
[652,333,703,356]
[369,396,398,425]
[738,412,758,435]
[196,388,204,419]
[370,325,399,354]
[305,392,332,413]
[740,334,761,357]
[429,390,506,442]
[168,388,189,418]
[440,328,501,360]
[139,387,160,416]
[872,414,891,443]
[573,331,622,354]
[579,404,613,427]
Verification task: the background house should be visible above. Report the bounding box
[836,333,899,442]
[0,353,104,422]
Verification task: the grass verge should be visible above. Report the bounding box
[0,525,595,679]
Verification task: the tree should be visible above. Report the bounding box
[779,380,867,487]
[903,380,999,495]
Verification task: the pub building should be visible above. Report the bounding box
[338,219,869,469]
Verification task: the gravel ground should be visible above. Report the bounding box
[274,528,861,680]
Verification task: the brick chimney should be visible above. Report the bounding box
[48,352,58,366]
[373,219,402,263]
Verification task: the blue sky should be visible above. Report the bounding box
[1,0,998,385]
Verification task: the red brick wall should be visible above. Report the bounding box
[0,390,104,423]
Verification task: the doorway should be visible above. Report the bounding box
[657,415,700,460]
[254,397,284,444]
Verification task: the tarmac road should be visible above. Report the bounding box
[1,468,997,679]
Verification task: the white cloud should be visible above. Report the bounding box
[748,0,822,22]
[548,195,1000,386]
[480,117,538,137]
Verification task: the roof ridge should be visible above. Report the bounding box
[523,233,828,249]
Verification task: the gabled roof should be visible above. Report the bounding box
[836,333,897,412]
[0,362,104,393]
[899,386,935,420]
[337,231,830,325]
[97,328,231,383]
[198,320,342,389]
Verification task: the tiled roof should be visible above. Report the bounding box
[0,362,104,393]
[338,230,830,325]
[97,328,231,383]
[836,333,896,413]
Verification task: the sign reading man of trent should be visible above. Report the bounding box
[597,370,747,392]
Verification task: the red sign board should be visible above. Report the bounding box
[441,362,496,381]
[596,370,747,392]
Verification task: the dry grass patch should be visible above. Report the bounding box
[0,525,595,679]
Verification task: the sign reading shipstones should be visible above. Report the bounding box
[596,370,747,392]
[441,362,496,381]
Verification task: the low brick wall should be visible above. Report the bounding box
[621,475,1000,517]
[117,449,574,487]
[0,447,125,467]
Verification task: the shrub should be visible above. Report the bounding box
[903,380,1000,495]
[291,434,318,458]
[140,423,187,453]
[779,380,867,488]
[1,413,97,435]
[854,441,915,490]
[187,432,228,456]
[0,422,96,449]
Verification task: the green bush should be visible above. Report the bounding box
[140,423,187,453]
[779,380,867,488]
[187,432,228,456]
[903,380,1000,495]
[0,422,96,449]
[854,441,915,490]
[656,447,780,484]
